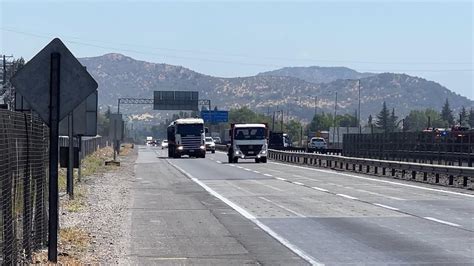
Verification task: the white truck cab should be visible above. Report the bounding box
[228,123,268,163]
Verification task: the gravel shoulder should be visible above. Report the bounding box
[56,146,136,264]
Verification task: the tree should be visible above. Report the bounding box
[458,106,468,126]
[388,108,398,132]
[403,108,445,132]
[308,112,333,132]
[376,102,390,132]
[2,57,25,108]
[469,108,474,128]
[441,98,454,126]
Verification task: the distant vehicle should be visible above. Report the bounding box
[167,118,206,158]
[146,136,153,145]
[213,137,222,144]
[205,137,216,153]
[308,137,327,150]
[161,140,168,149]
[227,123,268,163]
[269,132,292,149]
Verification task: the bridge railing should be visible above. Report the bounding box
[268,149,474,190]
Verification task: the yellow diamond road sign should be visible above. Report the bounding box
[11,38,98,125]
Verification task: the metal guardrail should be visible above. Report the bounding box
[268,149,474,190]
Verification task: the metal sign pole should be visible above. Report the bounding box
[77,135,82,182]
[48,52,60,262]
[67,113,74,198]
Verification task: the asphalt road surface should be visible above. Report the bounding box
[153,147,474,265]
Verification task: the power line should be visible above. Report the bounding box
[1,27,473,73]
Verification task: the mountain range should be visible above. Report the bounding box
[78,53,473,123]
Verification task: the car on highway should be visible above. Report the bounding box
[205,137,216,153]
[308,137,327,150]
[213,137,222,144]
[161,140,168,149]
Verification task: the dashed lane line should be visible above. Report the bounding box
[311,186,329,192]
[258,196,306,217]
[336,194,358,200]
[424,217,461,227]
[372,203,399,211]
[269,161,474,199]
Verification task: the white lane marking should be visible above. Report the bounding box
[268,169,283,173]
[253,170,261,174]
[251,180,284,192]
[354,188,405,201]
[312,186,329,192]
[227,182,255,195]
[228,164,235,167]
[209,158,215,161]
[269,162,474,199]
[263,173,273,177]
[167,160,322,266]
[275,177,286,181]
[424,217,461,227]
[243,168,252,171]
[216,160,222,164]
[336,193,358,200]
[293,181,305,186]
[373,203,399,211]
[236,166,244,169]
[258,196,306,217]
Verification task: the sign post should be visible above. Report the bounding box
[67,113,74,198]
[48,52,60,262]
[11,38,98,262]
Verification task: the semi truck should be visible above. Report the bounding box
[227,123,268,163]
[167,118,206,158]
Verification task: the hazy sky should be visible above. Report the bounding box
[1,1,473,99]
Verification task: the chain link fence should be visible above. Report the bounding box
[0,109,48,264]
[0,108,109,263]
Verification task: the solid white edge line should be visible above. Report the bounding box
[312,186,329,192]
[167,160,322,266]
[336,193,358,200]
[269,161,474,199]
[373,203,399,211]
[424,217,461,227]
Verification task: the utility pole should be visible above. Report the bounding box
[281,110,284,132]
[314,96,318,117]
[332,92,338,145]
[358,79,361,133]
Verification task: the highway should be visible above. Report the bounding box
[152,147,474,265]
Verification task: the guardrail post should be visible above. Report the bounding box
[449,175,453,185]
[435,173,439,183]
[423,172,427,181]
[374,166,378,175]
[366,165,370,173]
[391,168,395,176]
[411,171,416,180]
[382,167,386,175]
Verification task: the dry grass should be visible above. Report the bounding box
[31,227,90,264]
[119,143,134,156]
